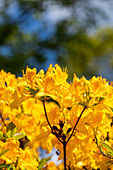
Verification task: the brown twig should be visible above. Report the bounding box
[42,101,87,170]
[42,100,63,144]
[66,105,87,144]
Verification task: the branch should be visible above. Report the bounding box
[66,105,87,144]
[42,100,52,129]
[42,100,63,144]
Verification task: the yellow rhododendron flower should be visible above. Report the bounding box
[0,139,19,164]
[0,64,113,169]
[17,147,39,170]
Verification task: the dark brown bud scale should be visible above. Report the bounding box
[67,128,72,134]
[52,125,59,131]
[59,120,64,128]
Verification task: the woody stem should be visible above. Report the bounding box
[42,100,63,144]
[66,105,87,144]
[63,140,67,170]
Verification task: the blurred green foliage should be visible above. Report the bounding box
[0,0,113,80]
[61,28,113,79]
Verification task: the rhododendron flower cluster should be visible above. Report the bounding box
[0,64,113,169]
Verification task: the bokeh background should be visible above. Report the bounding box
[0,0,113,81]
[1,0,113,164]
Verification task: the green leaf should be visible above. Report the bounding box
[2,133,7,142]
[14,133,26,141]
[25,86,39,96]
[0,149,10,157]
[93,103,98,106]
[100,142,113,156]
[106,160,113,165]
[46,98,60,108]
[0,164,11,169]
[38,156,51,170]
[78,102,86,107]
[7,164,14,170]
[39,95,60,108]
[106,151,113,156]
[6,122,17,138]
[0,131,3,140]
[0,163,15,170]
[15,157,19,168]
[99,97,104,102]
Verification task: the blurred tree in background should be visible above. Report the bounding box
[0,0,113,80]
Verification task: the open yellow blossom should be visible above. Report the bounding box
[0,139,19,164]
[0,65,113,169]
[17,147,39,170]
